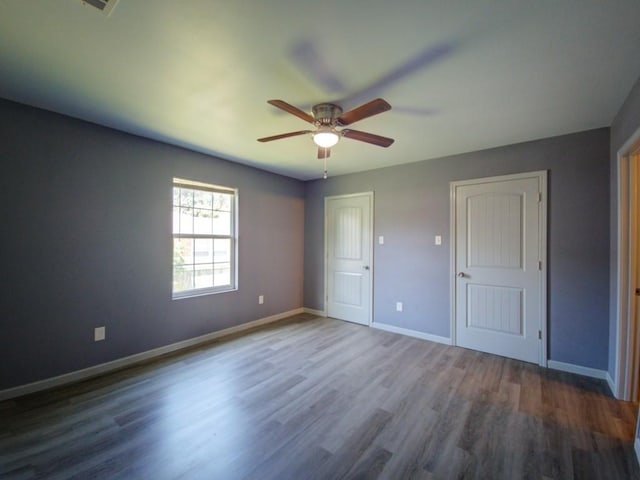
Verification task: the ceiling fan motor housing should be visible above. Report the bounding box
[312,103,343,126]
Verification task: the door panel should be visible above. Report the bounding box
[327,194,372,325]
[467,284,523,335]
[454,174,544,364]
[468,193,522,268]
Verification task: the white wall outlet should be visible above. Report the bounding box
[379,235,385,245]
[258,295,264,305]
[94,326,106,342]
[396,302,403,312]
[435,235,442,245]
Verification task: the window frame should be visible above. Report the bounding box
[171,177,238,299]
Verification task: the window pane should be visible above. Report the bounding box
[194,264,214,289]
[212,211,231,235]
[214,238,231,263]
[194,190,213,209]
[180,189,193,207]
[179,207,193,234]
[172,180,236,297]
[213,193,231,212]
[173,207,180,234]
[193,208,213,234]
[214,263,231,287]
[174,238,193,266]
[194,238,214,264]
[173,265,194,292]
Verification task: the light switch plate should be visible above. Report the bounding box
[396,302,403,312]
[379,236,384,245]
[435,235,442,245]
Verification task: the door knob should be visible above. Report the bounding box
[363,265,370,270]
[457,272,465,278]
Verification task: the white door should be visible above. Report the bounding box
[326,193,372,325]
[452,172,546,364]
[632,151,640,401]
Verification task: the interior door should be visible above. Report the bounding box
[326,193,372,325]
[453,172,546,364]
[632,151,640,401]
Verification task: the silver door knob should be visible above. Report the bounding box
[457,272,465,278]
[363,265,370,270]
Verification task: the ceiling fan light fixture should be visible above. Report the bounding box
[313,128,340,148]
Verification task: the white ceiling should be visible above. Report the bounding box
[1,1,639,180]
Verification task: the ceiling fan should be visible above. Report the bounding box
[257,98,395,160]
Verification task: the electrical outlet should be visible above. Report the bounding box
[94,326,106,342]
[258,295,264,305]
[396,302,403,312]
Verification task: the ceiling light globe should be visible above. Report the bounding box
[313,131,339,148]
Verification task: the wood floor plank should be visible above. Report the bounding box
[0,314,638,480]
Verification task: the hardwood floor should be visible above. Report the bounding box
[1,314,638,479]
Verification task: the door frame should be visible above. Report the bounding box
[324,191,374,326]
[449,171,548,366]
[614,125,640,401]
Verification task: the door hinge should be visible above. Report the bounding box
[538,330,542,340]
[538,260,542,270]
[538,192,542,202]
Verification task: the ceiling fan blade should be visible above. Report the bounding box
[318,147,331,159]
[267,100,315,124]
[337,98,392,126]
[257,130,312,142]
[337,41,457,109]
[341,129,395,147]
[290,40,347,94]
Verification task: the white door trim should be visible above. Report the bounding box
[449,170,548,366]
[614,125,640,401]
[324,191,374,326]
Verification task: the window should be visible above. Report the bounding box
[172,178,237,298]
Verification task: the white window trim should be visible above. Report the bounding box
[172,178,238,299]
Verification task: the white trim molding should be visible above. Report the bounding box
[304,308,327,317]
[614,124,640,401]
[606,372,617,397]
[0,308,305,402]
[547,360,608,380]
[371,321,452,345]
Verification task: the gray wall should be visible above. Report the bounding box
[608,75,640,379]
[305,128,610,370]
[0,92,619,390]
[0,99,305,390]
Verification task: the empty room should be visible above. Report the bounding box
[2,1,640,479]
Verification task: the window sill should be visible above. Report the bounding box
[172,286,237,300]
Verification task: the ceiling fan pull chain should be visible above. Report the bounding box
[323,155,328,179]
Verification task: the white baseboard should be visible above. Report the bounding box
[371,322,452,345]
[606,371,618,397]
[303,308,326,317]
[547,360,608,380]
[0,308,305,402]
